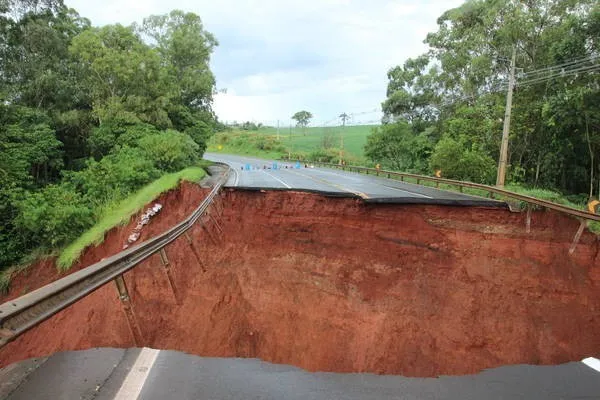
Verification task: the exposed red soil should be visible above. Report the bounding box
[1,187,599,377]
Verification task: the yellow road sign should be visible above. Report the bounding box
[588,199,600,214]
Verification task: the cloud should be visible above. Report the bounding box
[65,0,464,124]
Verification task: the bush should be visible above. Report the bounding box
[67,146,161,206]
[429,137,495,184]
[137,130,200,172]
[15,184,94,248]
[307,148,341,163]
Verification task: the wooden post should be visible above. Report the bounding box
[568,220,587,255]
[185,232,207,272]
[525,205,532,234]
[114,275,144,346]
[208,213,223,236]
[158,248,180,304]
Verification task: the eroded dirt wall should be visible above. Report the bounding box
[1,188,599,377]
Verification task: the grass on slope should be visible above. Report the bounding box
[56,166,206,271]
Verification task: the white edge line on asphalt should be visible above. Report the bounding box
[261,170,292,188]
[231,165,240,186]
[382,185,433,199]
[582,357,600,372]
[114,348,160,400]
[311,168,362,182]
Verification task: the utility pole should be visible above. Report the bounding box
[288,122,292,160]
[276,120,280,141]
[339,113,349,165]
[496,46,517,188]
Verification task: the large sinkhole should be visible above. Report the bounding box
[1,185,599,377]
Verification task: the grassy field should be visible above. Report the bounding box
[56,166,207,270]
[207,125,377,161]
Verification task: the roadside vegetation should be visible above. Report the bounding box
[365,0,600,204]
[57,166,206,270]
[208,124,375,164]
[0,2,219,280]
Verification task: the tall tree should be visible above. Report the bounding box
[292,110,312,135]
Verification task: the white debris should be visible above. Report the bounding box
[123,203,163,247]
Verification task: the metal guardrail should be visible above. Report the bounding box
[0,167,230,348]
[310,161,600,223]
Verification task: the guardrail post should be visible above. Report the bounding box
[525,205,532,233]
[458,186,463,193]
[114,275,144,346]
[158,248,180,304]
[400,176,404,182]
[185,232,207,272]
[416,178,420,185]
[568,220,587,255]
[208,213,223,236]
[212,197,224,218]
[199,217,218,245]
[435,181,439,188]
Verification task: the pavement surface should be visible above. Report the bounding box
[204,153,506,207]
[1,348,599,400]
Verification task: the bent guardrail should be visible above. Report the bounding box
[0,166,230,348]
[307,161,600,223]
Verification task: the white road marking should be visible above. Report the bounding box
[382,185,433,199]
[231,167,240,186]
[261,170,292,188]
[288,169,369,199]
[311,168,362,182]
[583,357,600,372]
[114,348,160,400]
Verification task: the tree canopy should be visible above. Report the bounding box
[0,1,218,270]
[370,0,600,199]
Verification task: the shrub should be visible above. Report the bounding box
[429,137,495,184]
[137,130,200,172]
[15,184,94,248]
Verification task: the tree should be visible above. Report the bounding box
[380,0,600,195]
[140,10,218,117]
[0,3,219,272]
[292,110,313,135]
[364,121,432,173]
[429,137,495,183]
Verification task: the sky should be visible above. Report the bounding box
[65,0,463,126]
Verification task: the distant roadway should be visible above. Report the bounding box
[204,152,505,207]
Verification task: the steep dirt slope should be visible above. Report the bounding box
[1,188,598,377]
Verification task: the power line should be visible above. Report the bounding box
[519,54,600,79]
[517,63,600,87]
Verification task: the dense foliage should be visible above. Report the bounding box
[367,0,600,195]
[0,1,218,269]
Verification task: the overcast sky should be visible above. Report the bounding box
[65,0,463,126]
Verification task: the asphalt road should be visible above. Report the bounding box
[1,348,599,400]
[204,153,505,207]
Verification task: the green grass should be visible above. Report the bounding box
[208,125,377,161]
[56,166,206,270]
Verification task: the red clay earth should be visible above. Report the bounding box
[1,186,599,377]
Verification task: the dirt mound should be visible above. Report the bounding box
[1,188,599,377]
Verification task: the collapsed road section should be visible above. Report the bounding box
[0,185,599,377]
